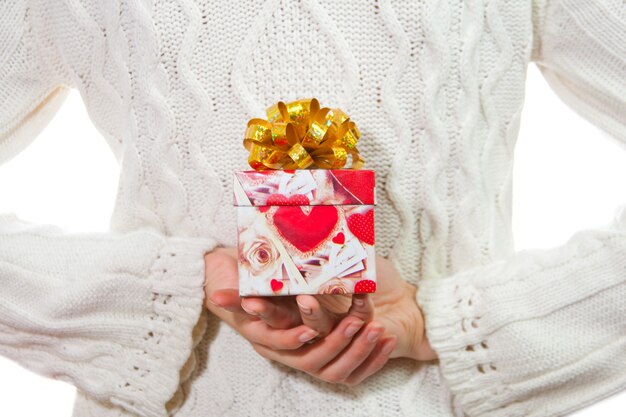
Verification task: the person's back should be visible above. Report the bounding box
[1,1,625,417]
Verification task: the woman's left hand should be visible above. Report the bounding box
[287,255,437,362]
[212,255,437,385]
[364,255,437,361]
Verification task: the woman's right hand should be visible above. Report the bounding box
[203,247,395,385]
[204,247,321,348]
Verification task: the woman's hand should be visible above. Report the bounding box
[244,255,437,362]
[368,256,437,361]
[204,247,319,348]
[204,247,396,385]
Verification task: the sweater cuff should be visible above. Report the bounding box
[417,225,626,417]
[417,271,498,416]
[102,236,215,417]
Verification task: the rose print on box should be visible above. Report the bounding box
[234,169,376,296]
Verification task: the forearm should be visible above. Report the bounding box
[417,213,626,417]
[0,214,216,417]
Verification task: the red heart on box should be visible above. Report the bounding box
[347,209,375,245]
[270,279,284,292]
[267,194,310,206]
[332,171,374,204]
[354,279,376,293]
[273,205,339,253]
[266,194,288,206]
[261,194,310,213]
[332,232,345,245]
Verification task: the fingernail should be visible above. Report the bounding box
[241,304,259,316]
[297,301,312,315]
[367,326,382,343]
[381,338,395,355]
[299,329,318,343]
[344,320,364,338]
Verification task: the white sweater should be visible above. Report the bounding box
[0,1,625,416]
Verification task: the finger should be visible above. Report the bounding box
[296,295,339,337]
[241,296,302,329]
[240,319,319,350]
[209,299,313,351]
[316,321,385,384]
[208,289,243,313]
[345,293,374,323]
[344,335,396,386]
[251,316,367,372]
[206,297,259,335]
[204,248,241,311]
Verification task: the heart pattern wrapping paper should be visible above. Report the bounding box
[234,169,376,296]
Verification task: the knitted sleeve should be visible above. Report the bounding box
[0,216,216,417]
[0,1,70,163]
[416,1,626,416]
[0,3,217,417]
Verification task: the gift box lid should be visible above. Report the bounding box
[233,169,376,207]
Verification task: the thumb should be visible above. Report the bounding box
[204,248,242,313]
[208,288,242,312]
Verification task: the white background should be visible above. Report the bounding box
[0,65,625,416]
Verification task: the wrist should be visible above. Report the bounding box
[408,284,438,361]
[411,317,437,361]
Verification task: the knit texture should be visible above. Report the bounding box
[0,215,216,417]
[0,0,625,416]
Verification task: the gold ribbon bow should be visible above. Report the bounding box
[244,98,365,170]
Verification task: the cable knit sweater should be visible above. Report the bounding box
[0,0,625,416]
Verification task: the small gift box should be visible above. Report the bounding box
[234,98,377,296]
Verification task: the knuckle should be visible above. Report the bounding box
[268,337,293,351]
[300,362,318,373]
[267,340,281,351]
[320,371,345,384]
[343,377,362,387]
[341,379,358,387]
[238,327,255,342]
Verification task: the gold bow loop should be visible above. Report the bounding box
[244,98,365,170]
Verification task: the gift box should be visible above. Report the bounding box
[234,169,376,296]
[234,98,377,296]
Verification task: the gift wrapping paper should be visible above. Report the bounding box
[234,169,376,296]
